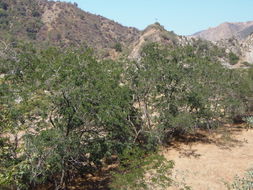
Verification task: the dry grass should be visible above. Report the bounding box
[164,124,253,190]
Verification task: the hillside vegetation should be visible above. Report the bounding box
[0,1,253,190]
[0,0,139,51]
[192,21,253,65]
[0,41,253,189]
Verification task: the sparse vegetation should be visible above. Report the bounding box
[242,61,252,67]
[0,0,140,53]
[113,42,122,52]
[227,168,253,190]
[243,116,253,128]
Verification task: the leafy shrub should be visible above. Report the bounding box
[32,11,40,17]
[243,116,253,128]
[228,52,239,65]
[128,43,248,143]
[0,18,9,29]
[26,20,43,40]
[0,9,8,18]
[110,147,174,190]
[227,168,253,190]
[0,47,140,189]
[113,42,122,52]
[0,2,8,10]
[1,42,252,189]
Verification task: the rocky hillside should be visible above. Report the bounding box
[191,21,253,65]
[128,23,197,60]
[1,0,251,64]
[0,0,140,51]
[241,33,253,63]
[129,23,178,59]
[192,21,253,42]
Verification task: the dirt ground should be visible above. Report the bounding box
[164,125,253,190]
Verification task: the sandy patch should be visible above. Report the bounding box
[164,125,253,190]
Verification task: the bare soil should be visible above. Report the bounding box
[164,124,253,190]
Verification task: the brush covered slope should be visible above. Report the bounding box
[0,0,140,51]
[192,21,253,65]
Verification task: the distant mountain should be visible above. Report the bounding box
[1,0,251,64]
[0,0,140,51]
[192,21,253,42]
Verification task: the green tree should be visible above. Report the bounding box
[127,43,248,145]
[228,52,239,65]
[0,46,139,189]
[113,42,123,52]
[110,147,174,190]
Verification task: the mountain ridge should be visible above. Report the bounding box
[0,0,140,51]
[1,0,253,64]
[192,21,253,42]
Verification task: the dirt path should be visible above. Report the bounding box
[164,125,253,190]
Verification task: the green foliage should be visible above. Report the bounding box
[227,168,253,190]
[0,2,8,11]
[113,42,123,52]
[26,19,43,40]
[0,8,8,17]
[0,0,43,43]
[0,8,9,29]
[0,45,140,189]
[110,147,174,190]
[243,116,253,128]
[32,10,40,17]
[127,43,249,145]
[0,41,252,189]
[228,52,239,65]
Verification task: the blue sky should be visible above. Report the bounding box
[59,0,253,35]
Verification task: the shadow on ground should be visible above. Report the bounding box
[165,123,249,159]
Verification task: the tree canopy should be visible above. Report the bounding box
[0,42,252,189]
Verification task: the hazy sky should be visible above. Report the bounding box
[59,0,253,35]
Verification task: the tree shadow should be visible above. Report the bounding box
[66,164,118,190]
[178,148,202,159]
[212,124,247,150]
[165,123,249,158]
[35,164,117,190]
